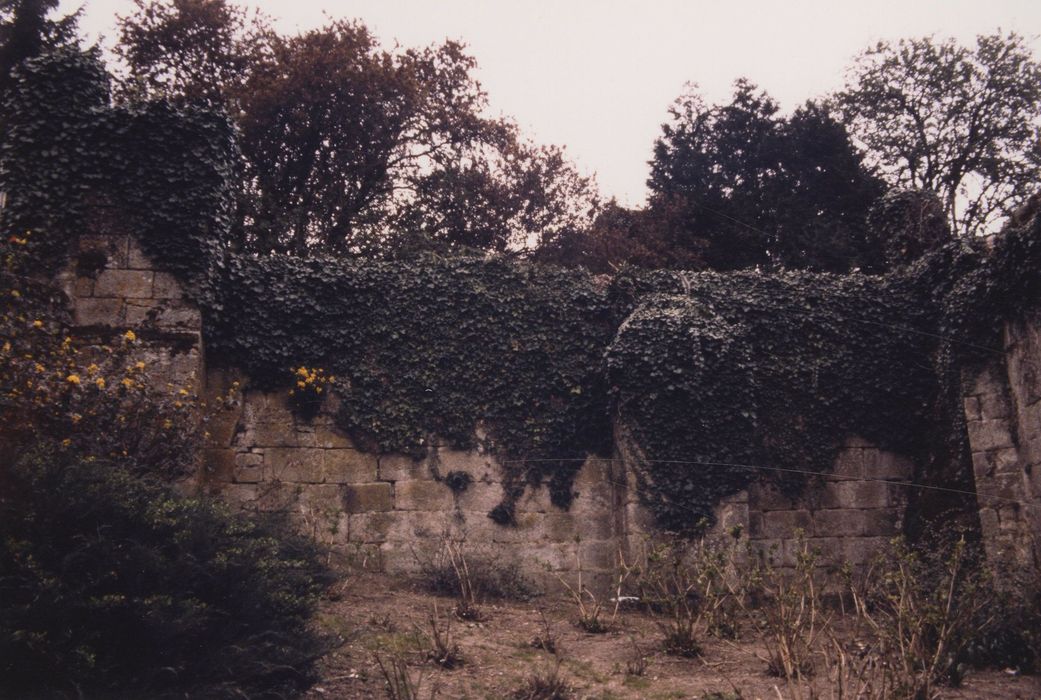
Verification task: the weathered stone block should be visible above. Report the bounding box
[454,478,503,512]
[325,448,378,483]
[821,480,890,510]
[316,425,353,449]
[762,509,813,537]
[349,511,400,543]
[980,392,1012,421]
[395,479,454,511]
[264,447,326,483]
[831,448,864,478]
[151,272,183,299]
[253,421,298,448]
[861,508,902,537]
[967,419,1015,453]
[74,276,94,297]
[491,512,543,543]
[379,454,428,481]
[80,235,129,268]
[963,396,982,421]
[74,297,123,326]
[255,482,300,511]
[126,238,153,269]
[342,482,394,513]
[750,484,799,511]
[812,509,866,537]
[94,269,154,299]
[862,450,913,480]
[579,539,621,570]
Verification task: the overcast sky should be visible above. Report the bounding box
[61,0,1041,206]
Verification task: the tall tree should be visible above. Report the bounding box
[115,2,598,257]
[0,0,77,96]
[839,32,1041,238]
[647,81,884,272]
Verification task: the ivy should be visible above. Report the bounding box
[9,47,1041,533]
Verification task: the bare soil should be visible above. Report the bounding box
[306,570,1041,700]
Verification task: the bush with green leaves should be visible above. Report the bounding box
[0,449,332,699]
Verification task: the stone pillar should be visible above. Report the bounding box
[962,315,1041,573]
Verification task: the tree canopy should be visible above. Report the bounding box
[839,32,1041,238]
[645,80,885,273]
[114,0,598,257]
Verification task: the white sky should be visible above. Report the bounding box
[61,0,1041,207]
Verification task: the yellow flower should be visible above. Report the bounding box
[1,341,9,352]
[61,438,71,447]
[71,413,82,424]
[123,330,136,342]
[162,419,172,430]
[10,290,19,298]
[296,380,306,389]
[174,401,183,408]
[66,374,81,385]
[121,377,134,389]
[34,362,44,373]
[134,361,145,371]
[95,378,105,389]
[86,363,99,375]
[178,388,189,396]
[31,319,42,328]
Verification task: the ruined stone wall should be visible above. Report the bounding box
[620,435,913,571]
[62,231,1037,585]
[201,375,623,588]
[60,232,203,395]
[962,315,1041,571]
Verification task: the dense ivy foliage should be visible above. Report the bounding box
[207,254,618,514]
[605,271,939,530]
[1,48,237,286]
[8,47,1041,533]
[0,450,331,699]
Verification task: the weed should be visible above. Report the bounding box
[510,659,573,700]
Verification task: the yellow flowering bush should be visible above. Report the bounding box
[288,365,334,420]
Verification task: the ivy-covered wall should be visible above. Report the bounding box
[13,47,1041,579]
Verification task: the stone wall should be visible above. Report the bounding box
[962,315,1041,571]
[201,376,623,589]
[61,231,1039,586]
[619,433,913,571]
[60,232,203,395]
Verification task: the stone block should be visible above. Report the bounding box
[844,536,890,566]
[395,479,453,511]
[316,425,354,449]
[963,396,982,422]
[517,486,554,513]
[254,482,300,512]
[812,509,866,537]
[761,509,813,537]
[151,272,183,300]
[862,450,913,480]
[264,447,326,483]
[79,235,129,268]
[454,478,503,512]
[126,238,153,269]
[253,421,299,448]
[578,539,621,571]
[821,480,890,509]
[74,297,124,326]
[980,392,1012,421]
[94,269,154,299]
[543,513,578,542]
[861,508,902,537]
[74,276,94,297]
[529,542,576,572]
[342,482,394,513]
[379,454,428,481]
[491,512,543,543]
[967,419,1015,453]
[222,483,258,507]
[842,435,873,448]
[349,511,401,543]
[150,302,201,330]
[831,448,864,478]
[750,484,799,511]
[246,391,295,424]
[433,449,495,479]
[324,448,378,483]
[748,511,765,537]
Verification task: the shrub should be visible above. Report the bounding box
[0,448,332,698]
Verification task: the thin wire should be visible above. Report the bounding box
[499,456,1039,512]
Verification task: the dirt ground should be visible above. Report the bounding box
[305,570,1041,700]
